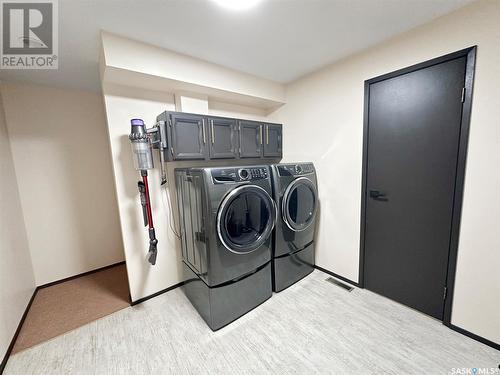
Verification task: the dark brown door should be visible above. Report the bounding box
[363,56,467,319]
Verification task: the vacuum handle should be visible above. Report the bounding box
[141,172,158,265]
[138,181,148,226]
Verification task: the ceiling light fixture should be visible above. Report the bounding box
[211,0,263,11]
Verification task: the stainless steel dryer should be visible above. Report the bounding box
[270,163,318,292]
[175,166,276,330]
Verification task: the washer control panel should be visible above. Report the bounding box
[212,167,268,183]
[277,163,315,177]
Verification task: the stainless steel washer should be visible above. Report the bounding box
[175,165,276,330]
[270,163,318,292]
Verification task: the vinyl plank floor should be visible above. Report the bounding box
[5,270,499,374]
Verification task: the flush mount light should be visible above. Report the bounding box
[211,0,263,11]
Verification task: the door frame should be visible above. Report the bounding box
[358,46,477,325]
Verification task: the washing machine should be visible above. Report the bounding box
[175,165,276,330]
[270,163,318,292]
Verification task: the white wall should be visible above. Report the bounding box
[1,82,124,286]
[102,84,179,302]
[101,32,286,109]
[100,32,284,302]
[1,1,495,350]
[102,83,275,302]
[274,0,500,344]
[0,84,35,361]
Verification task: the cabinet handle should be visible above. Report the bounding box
[266,125,269,145]
[211,120,215,144]
[260,125,263,145]
[202,119,206,144]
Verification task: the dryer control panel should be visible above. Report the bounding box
[277,163,315,177]
[212,167,268,183]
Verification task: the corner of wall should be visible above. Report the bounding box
[0,82,36,365]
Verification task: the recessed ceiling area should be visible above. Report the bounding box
[0,0,474,91]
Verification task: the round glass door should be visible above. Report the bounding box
[217,185,276,254]
[282,177,318,232]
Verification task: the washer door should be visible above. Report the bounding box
[217,185,276,254]
[282,177,318,232]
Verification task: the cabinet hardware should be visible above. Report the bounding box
[260,125,263,145]
[202,119,206,144]
[211,120,215,144]
[266,125,269,145]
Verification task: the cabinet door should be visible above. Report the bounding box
[238,121,262,158]
[207,117,238,159]
[263,123,282,158]
[169,113,207,160]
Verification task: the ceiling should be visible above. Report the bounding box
[0,0,474,92]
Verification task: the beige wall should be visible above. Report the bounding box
[1,82,124,286]
[0,84,35,360]
[274,0,500,343]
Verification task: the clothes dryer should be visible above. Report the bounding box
[270,163,318,292]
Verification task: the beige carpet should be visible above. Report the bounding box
[12,264,130,354]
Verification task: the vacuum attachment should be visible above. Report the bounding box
[147,228,158,265]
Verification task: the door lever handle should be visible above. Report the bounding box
[369,190,388,201]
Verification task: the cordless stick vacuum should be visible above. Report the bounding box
[129,119,164,265]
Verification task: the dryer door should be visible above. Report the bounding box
[217,185,276,254]
[282,177,318,232]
